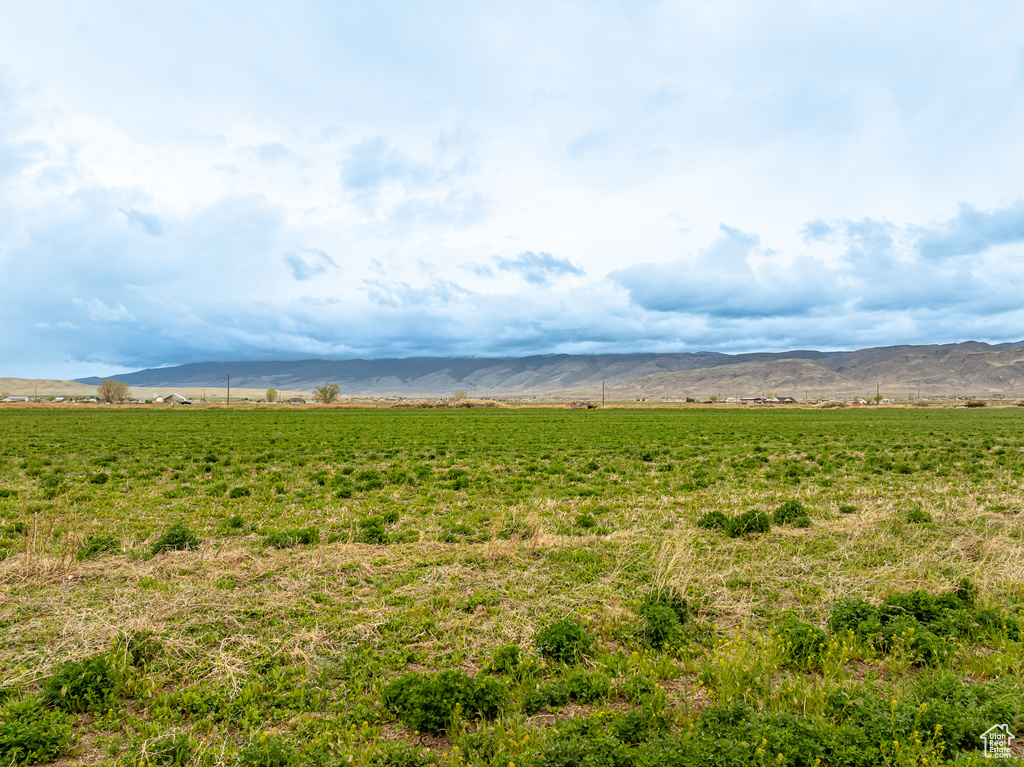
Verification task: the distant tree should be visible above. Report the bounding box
[709,395,718,402]
[452,390,468,402]
[265,388,278,403]
[98,379,130,404]
[313,383,340,404]
[873,393,884,404]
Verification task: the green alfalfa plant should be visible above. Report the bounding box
[41,652,118,713]
[0,695,75,766]
[533,620,594,664]
[380,670,506,735]
[151,523,201,555]
[772,499,812,527]
[726,509,772,537]
[77,532,120,560]
[262,526,320,549]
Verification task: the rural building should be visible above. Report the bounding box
[157,393,191,404]
[3,396,29,402]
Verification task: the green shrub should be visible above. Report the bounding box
[726,509,771,537]
[564,667,611,703]
[263,526,319,548]
[773,499,811,527]
[903,506,932,524]
[838,503,857,514]
[522,669,611,714]
[88,473,109,485]
[77,533,119,560]
[975,607,1022,641]
[41,652,117,713]
[776,616,829,670]
[533,620,593,664]
[381,670,505,734]
[228,486,251,499]
[0,696,75,766]
[488,643,521,675]
[532,716,628,767]
[151,524,201,555]
[696,510,729,530]
[827,597,879,636]
[119,630,162,669]
[640,603,684,649]
[357,517,389,544]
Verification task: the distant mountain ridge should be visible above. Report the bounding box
[76,341,1024,398]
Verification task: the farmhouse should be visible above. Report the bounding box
[156,393,192,405]
[3,396,29,402]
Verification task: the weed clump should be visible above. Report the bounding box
[696,510,729,530]
[903,506,932,524]
[773,499,812,527]
[0,696,75,766]
[263,526,319,548]
[487,644,521,675]
[776,616,829,670]
[77,533,119,560]
[726,509,772,537]
[151,524,201,555]
[533,620,593,664]
[357,517,389,544]
[522,668,612,714]
[41,653,117,713]
[381,670,505,734]
[638,588,692,649]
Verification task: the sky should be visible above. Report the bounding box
[3,1,1024,378]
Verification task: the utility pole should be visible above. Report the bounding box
[227,375,230,408]
[602,380,605,407]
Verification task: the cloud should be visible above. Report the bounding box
[6,4,1024,378]
[340,138,430,192]
[255,142,307,167]
[362,277,469,308]
[119,208,164,235]
[285,248,336,281]
[494,251,585,285]
[611,225,838,318]
[915,200,1024,260]
[73,298,135,322]
[614,203,1024,324]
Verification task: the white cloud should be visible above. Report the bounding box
[72,298,135,323]
[2,2,1024,376]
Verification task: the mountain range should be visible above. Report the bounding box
[75,341,1024,399]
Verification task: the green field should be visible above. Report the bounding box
[1,407,1022,766]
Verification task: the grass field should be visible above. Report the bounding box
[0,407,1022,766]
